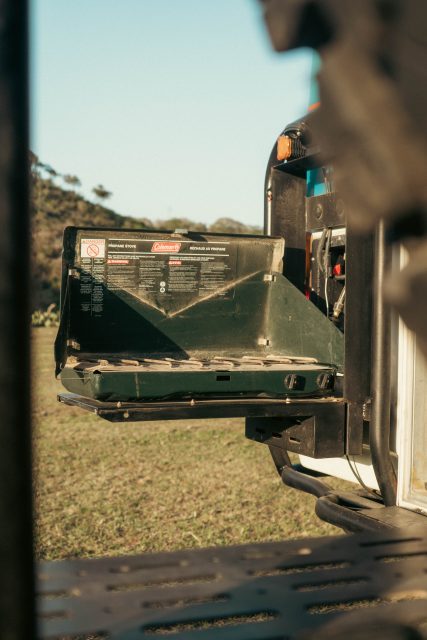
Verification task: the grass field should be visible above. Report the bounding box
[33,328,346,561]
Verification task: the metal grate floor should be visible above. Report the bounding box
[38,525,427,639]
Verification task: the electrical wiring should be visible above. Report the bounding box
[323,228,332,316]
[345,454,380,499]
[316,228,327,275]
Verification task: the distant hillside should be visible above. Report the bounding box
[30,156,262,308]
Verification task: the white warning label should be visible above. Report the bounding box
[81,238,106,259]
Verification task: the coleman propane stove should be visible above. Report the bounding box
[55,228,343,403]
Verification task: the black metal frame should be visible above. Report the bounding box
[343,220,373,455]
[246,400,345,458]
[263,139,374,463]
[260,124,403,520]
[370,221,397,505]
[58,392,343,423]
[0,1,35,638]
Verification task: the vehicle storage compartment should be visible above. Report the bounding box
[55,227,343,402]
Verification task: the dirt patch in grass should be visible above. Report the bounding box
[33,328,346,561]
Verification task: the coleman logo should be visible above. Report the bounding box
[151,242,181,253]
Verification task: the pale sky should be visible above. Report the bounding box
[31,0,313,226]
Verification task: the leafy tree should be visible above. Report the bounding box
[63,174,81,188]
[43,164,59,178]
[92,184,112,202]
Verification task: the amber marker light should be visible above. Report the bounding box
[277,135,292,161]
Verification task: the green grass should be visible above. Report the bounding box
[33,328,345,561]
